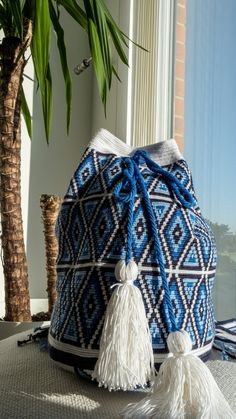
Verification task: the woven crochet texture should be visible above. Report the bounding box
[0,331,235,419]
[49,140,217,367]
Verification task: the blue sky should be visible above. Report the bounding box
[184,0,236,233]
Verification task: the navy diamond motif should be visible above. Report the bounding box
[185,317,197,346]
[171,165,189,187]
[76,270,109,345]
[79,239,92,261]
[152,179,169,195]
[194,220,212,265]
[169,280,185,330]
[183,278,198,304]
[106,233,126,260]
[85,176,104,196]
[132,205,150,258]
[144,274,162,304]
[64,312,78,342]
[152,201,171,224]
[81,199,100,224]
[93,204,117,258]
[75,154,96,187]
[103,158,123,187]
[66,203,86,259]
[58,233,72,263]
[182,243,200,268]
[193,282,208,341]
[150,320,165,349]
[96,153,110,170]
[164,209,191,263]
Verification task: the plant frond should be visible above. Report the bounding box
[31,0,51,142]
[8,0,23,39]
[98,0,129,65]
[112,65,121,83]
[21,86,32,139]
[49,0,72,134]
[56,0,87,30]
[42,65,52,144]
[92,0,112,88]
[83,1,107,108]
[122,31,149,53]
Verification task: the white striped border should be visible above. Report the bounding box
[49,333,213,363]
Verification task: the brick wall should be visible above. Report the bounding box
[173,0,186,152]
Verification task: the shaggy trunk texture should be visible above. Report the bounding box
[40,194,62,314]
[0,37,31,321]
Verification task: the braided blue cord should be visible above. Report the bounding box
[112,149,194,333]
[133,150,195,209]
[133,161,177,332]
[113,159,136,263]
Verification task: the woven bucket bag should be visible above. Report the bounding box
[49,128,217,386]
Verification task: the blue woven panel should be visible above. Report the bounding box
[50,147,217,356]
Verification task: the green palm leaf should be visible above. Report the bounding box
[88,17,107,107]
[43,65,52,144]
[8,0,23,39]
[20,0,26,10]
[56,0,87,30]
[21,86,32,139]
[0,0,132,142]
[98,0,129,65]
[31,0,51,142]
[49,0,72,134]
[91,0,112,88]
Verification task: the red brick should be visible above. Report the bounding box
[175,78,185,97]
[176,41,185,61]
[174,116,184,134]
[177,4,186,24]
[175,97,184,117]
[175,59,185,79]
[176,23,185,44]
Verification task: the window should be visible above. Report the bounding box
[127,0,176,146]
[185,0,236,319]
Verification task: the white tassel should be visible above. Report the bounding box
[92,259,155,391]
[122,330,236,419]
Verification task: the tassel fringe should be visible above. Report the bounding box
[121,330,236,419]
[92,260,154,391]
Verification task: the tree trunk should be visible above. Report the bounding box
[40,194,62,314]
[0,37,31,321]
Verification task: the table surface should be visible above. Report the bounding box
[0,331,236,419]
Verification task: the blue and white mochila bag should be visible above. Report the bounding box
[49,129,235,418]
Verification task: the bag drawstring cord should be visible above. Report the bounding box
[113,149,195,334]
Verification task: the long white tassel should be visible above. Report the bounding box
[92,259,155,391]
[122,330,236,419]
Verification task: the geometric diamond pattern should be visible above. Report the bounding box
[50,144,217,366]
[182,243,201,268]
[164,209,191,263]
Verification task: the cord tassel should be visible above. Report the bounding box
[92,260,155,391]
[121,330,236,419]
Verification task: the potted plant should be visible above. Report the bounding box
[0,0,129,336]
